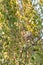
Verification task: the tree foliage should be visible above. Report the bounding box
[0,0,43,65]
